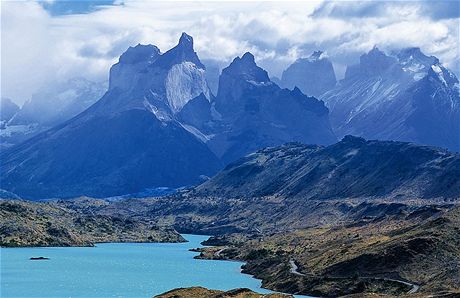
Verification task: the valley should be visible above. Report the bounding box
[2,195,458,296]
[193,206,460,297]
[2,136,459,297]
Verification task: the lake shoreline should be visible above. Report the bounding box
[0,234,275,297]
[0,199,185,247]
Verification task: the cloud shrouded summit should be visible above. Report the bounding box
[2,0,459,104]
[0,32,338,199]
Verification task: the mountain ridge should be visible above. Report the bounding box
[321,47,459,151]
[0,33,222,199]
[197,135,460,200]
[0,33,337,200]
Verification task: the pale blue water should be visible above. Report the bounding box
[1,234,302,298]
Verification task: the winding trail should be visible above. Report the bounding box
[215,248,226,258]
[289,259,306,276]
[362,277,420,294]
[288,259,419,294]
[384,278,419,294]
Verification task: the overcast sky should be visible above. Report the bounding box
[2,0,459,105]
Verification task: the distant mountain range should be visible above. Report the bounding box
[1,33,458,199]
[45,136,460,235]
[278,47,459,151]
[0,78,106,148]
[202,52,336,163]
[319,47,459,151]
[0,33,335,199]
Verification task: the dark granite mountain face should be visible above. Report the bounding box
[0,34,337,200]
[0,33,221,200]
[177,93,213,133]
[146,50,337,165]
[207,52,336,163]
[280,51,337,98]
[215,52,271,115]
[321,47,460,151]
[197,136,460,200]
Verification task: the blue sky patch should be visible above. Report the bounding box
[39,0,121,16]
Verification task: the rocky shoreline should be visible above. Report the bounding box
[191,206,460,297]
[2,194,459,297]
[154,286,292,298]
[0,200,185,247]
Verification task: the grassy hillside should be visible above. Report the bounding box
[0,199,184,247]
[194,206,460,297]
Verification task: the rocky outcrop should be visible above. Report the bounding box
[208,52,336,163]
[0,33,221,199]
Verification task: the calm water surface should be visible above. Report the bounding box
[1,234,308,297]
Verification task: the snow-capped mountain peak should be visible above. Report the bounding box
[428,63,459,89]
[395,47,439,81]
[107,33,210,114]
[321,46,460,151]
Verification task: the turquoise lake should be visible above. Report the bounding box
[1,234,306,297]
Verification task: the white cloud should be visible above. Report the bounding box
[1,1,459,105]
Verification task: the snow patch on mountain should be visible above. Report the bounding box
[143,98,171,122]
[321,47,459,151]
[0,123,38,137]
[180,123,214,143]
[396,47,438,81]
[431,64,447,86]
[210,102,222,121]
